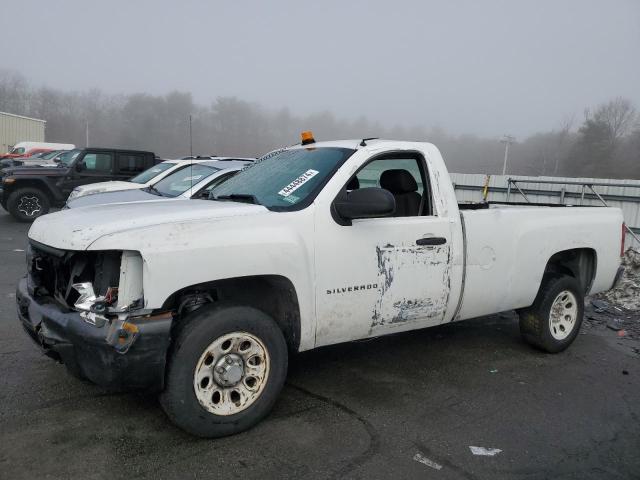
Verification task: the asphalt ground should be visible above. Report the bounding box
[1,210,639,480]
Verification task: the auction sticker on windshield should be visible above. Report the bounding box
[278,169,319,197]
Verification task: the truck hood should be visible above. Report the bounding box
[18,160,58,166]
[3,165,69,176]
[28,199,268,250]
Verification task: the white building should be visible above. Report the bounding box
[0,111,46,154]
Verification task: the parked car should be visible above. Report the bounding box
[65,159,252,208]
[66,157,254,202]
[0,149,67,169]
[1,142,75,159]
[0,148,157,221]
[16,135,624,437]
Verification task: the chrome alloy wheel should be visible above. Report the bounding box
[193,331,270,416]
[17,195,42,217]
[549,290,578,340]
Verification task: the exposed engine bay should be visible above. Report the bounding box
[28,241,144,312]
[19,242,171,383]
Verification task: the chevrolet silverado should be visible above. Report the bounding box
[16,136,624,437]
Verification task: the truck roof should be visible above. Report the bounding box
[289,139,436,150]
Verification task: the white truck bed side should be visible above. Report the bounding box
[456,206,623,320]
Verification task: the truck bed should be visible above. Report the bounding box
[455,205,622,321]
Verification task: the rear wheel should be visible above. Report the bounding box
[160,304,288,437]
[519,275,584,353]
[7,187,51,222]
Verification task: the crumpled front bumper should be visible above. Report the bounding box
[16,276,172,392]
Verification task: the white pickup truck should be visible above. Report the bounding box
[16,136,625,437]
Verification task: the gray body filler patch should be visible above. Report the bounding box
[372,243,451,327]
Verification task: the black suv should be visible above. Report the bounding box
[0,148,157,222]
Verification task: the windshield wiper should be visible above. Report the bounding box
[211,193,261,205]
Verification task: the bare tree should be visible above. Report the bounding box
[0,69,30,114]
[594,97,637,149]
[0,69,637,177]
[552,114,575,175]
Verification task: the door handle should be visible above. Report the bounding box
[416,237,447,246]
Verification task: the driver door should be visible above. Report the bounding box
[314,153,453,347]
[62,151,115,197]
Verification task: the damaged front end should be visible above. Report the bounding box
[16,241,172,391]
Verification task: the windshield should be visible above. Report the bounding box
[10,147,25,154]
[58,149,81,166]
[209,147,354,209]
[130,162,176,184]
[150,164,219,197]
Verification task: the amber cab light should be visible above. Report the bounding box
[301,131,315,145]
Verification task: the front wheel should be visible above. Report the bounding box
[518,275,584,353]
[7,187,51,222]
[160,304,288,437]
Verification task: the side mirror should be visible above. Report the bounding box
[75,161,85,172]
[333,187,395,222]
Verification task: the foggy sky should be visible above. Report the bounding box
[3,0,639,138]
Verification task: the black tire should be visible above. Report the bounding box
[160,304,288,437]
[518,275,584,353]
[7,187,51,222]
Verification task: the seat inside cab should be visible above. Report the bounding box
[345,154,431,217]
[379,169,422,217]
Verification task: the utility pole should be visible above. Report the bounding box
[189,115,193,157]
[85,120,89,147]
[500,134,515,176]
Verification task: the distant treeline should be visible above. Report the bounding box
[1,70,638,178]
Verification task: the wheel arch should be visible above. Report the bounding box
[162,274,302,352]
[543,248,597,294]
[6,179,55,201]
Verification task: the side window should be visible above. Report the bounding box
[118,153,145,173]
[350,156,432,217]
[356,158,424,194]
[82,153,113,172]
